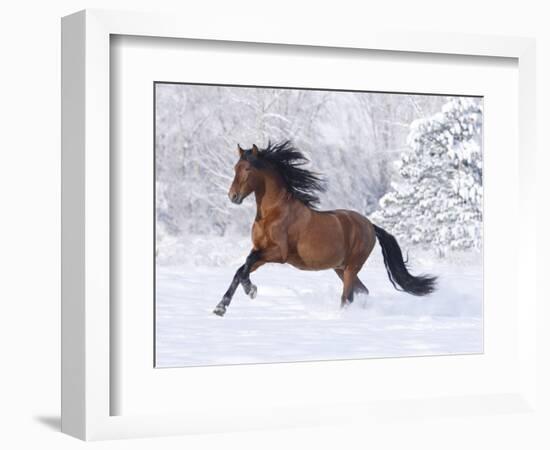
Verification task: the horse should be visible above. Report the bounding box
[213,141,436,316]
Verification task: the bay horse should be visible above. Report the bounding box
[213,141,436,316]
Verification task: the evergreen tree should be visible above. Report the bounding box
[372,98,483,256]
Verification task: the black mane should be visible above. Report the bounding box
[242,141,326,208]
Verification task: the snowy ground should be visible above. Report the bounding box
[155,241,483,368]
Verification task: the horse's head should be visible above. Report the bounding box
[228,144,263,204]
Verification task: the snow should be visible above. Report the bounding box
[155,244,482,368]
[153,86,484,368]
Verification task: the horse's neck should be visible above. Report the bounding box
[254,174,289,220]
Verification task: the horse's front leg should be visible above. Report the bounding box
[213,250,261,316]
[212,265,244,316]
[240,271,258,299]
[240,243,287,297]
[239,250,262,299]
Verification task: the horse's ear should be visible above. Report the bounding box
[251,144,259,156]
[237,144,244,157]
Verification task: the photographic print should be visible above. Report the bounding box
[155,83,483,368]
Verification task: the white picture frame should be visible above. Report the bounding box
[61,9,537,441]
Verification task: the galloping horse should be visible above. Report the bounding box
[213,141,436,316]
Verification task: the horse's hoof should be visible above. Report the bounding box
[340,300,351,309]
[248,284,257,299]
[212,305,226,316]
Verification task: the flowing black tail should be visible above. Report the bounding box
[373,224,437,296]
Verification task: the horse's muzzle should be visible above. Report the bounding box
[229,192,243,204]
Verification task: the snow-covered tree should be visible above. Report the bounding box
[372,98,483,256]
[154,83,457,262]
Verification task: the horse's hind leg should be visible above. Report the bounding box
[340,268,359,308]
[353,277,369,295]
[334,269,369,298]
